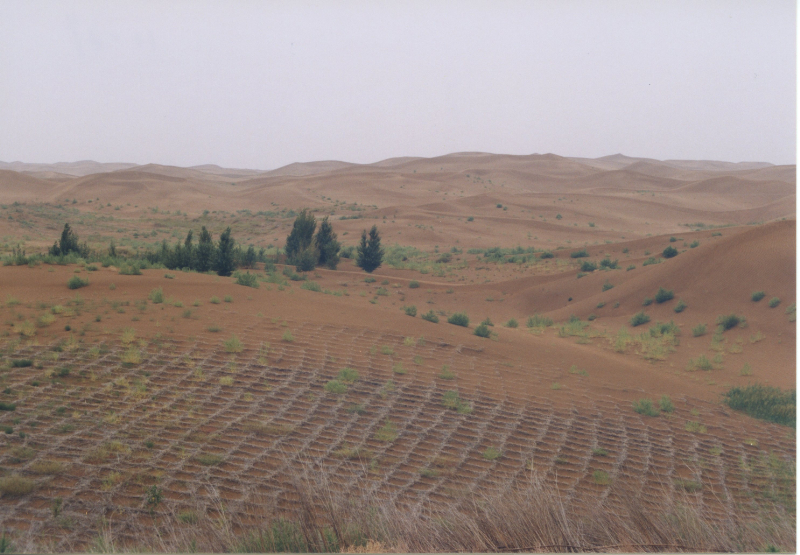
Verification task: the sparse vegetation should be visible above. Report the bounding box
[724,384,795,427]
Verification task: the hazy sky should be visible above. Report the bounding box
[0,1,795,168]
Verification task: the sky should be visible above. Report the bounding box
[0,1,795,169]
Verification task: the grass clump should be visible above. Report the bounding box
[403,305,417,317]
[751,291,766,302]
[692,323,706,337]
[592,470,611,485]
[442,391,472,414]
[196,454,224,466]
[723,384,795,427]
[685,421,707,433]
[505,318,518,328]
[421,310,439,323]
[447,312,469,327]
[632,398,659,417]
[282,330,294,342]
[374,419,398,442]
[630,311,650,327]
[768,297,781,308]
[526,314,553,328]
[223,335,243,353]
[338,367,359,383]
[121,347,142,366]
[654,287,674,303]
[570,249,589,258]
[324,380,347,394]
[148,288,164,303]
[687,354,713,371]
[210,296,221,304]
[659,395,675,413]
[438,365,456,380]
[301,281,322,292]
[67,276,89,289]
[0,475,34,497]
[482,447,501,461]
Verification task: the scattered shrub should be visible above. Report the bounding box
[630,312,650,327]
[592,470,611,485]
[570,249,589,258]
[751,291,765,302]
[10,359,32,368]
[539,251,554,259]
[642,297,653,306]
[301,281,322,292]
[421,310,439,323]
[210,296,221,304]
[224,295,233,303]
[324,380,347,394]
[67,276,88,289]
[716,313,744,331]
[148,288,164,303]
[505,318,518,328]
[580,260,597,272]
[442,391,471,414]
[0,475,34,497]
[689,240,699,248]
[526,314,553,328]
[632,399,659,417]
[602,281,613,292]
[234,271,259,288]
[692,323,707,337]
[642,257,659,266]
[482,447,501,461]
[723,384,795,427]
[674,299,687,313]
[662,246,678,258]
[404,305,417,317]
[408,280,420,289]
[768,297,781,308]
[659,395,675,413]
[447,312,469,327]
[655,287,674,303]
[474,323,491,338]
[338,368,359,383]
[118,263,142,275]
[223,335,243,353]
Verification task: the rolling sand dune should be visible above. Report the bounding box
[0,152,793,551]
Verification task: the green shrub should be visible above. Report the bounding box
[692,323,707,337]
[447,312,469,327]
[0,475,34,496]
[324,380,347,394]
[632,398,659,417]
[482,447,501,461]
[301,281,322,292]
[10,359,32,368]
[630,312,650,327]
[408,280,420,289]
[642,297,653,306]
[592,470,611,485]
[421,310,439,323]
[751,291,765,302]
[662,246,678,258]
[338,368,359,383]
[642,257,659,266]
[210,296,221,304]
[374,419,398,442]
[669,236,677,242]
[688,354,713,371]
[438,366,456,380]
[0,402,16,411]
[223,335,243,353]
[580,260,597,272]
[224,295,233,303]
[602,281,613,291]
[689,240,699,248]
[67,276,88,289]
[148,288,164,303]
[376,287,388,296]
[474,323,491,338]
[364,276,376,283]
[655,287,674,303]
[442,391,471,414]
[505,318,518,328]
[539,251,554,259]
[659,395,675,413]
[234,271,259,288]
[526,314,553,328]
[118,263,142,275]
[570,249,589,258]
[768,297,781,308]
[723,384,795,427]
[674,299,687,313]
[716,313,744,331]
[599,257,619,269]
[404,305,417,317]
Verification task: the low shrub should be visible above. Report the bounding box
[659,395,675,413]
[539,251,554,259]
[301,281,322,292]
[210,296,221,304]
[408,280,420,289]
[421,310,439,323]
[692,323,707,337]
[655,287,674,303]
[505,318,518,328]
[526,314,553,328]
[10,359,32,368]
[482,447,501,461]
[67,276,88,290]
[338,368,359,383]
[689,240,699,248]
[630,312,650,327]
[234,271,259,288]
[723,384,795,427]
[0,475,34,496]
[224,335,243,353]
[442,391,471,414]
[642,297,653,306]
[642,257,659,266]
[404,305,417,317]
[148,288,164,303]
[324,380,347,394]
[447,312,469,327]
[751,291,765,302]
[632,399,659,417]
[768,297,781,308]
[580,260,597,272]
[474,323,491,338]
[674,299,687,313]
[716,313,744,331]
[570,249,589,258]
[118,263,142,275]
[602,281,614,291]
[662,246,678,258]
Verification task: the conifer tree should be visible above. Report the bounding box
[356,225,383,273]
[215,227,235,276]
[314,216,341,269]
[284,209,316,264]
[196,226,214,272]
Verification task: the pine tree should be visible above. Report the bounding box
[314,216,341,269]
[196,226,214,272]
[356,225,383,273]
[284,209,316,264]
[215,227,235,276]
[182,229,194,269]
[243,245,257,269]
[49,223,81,256]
